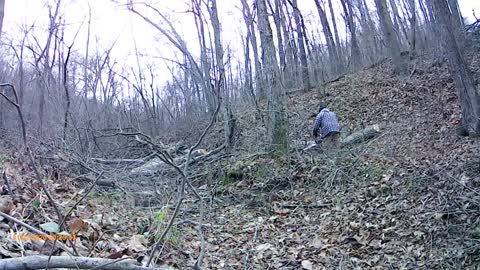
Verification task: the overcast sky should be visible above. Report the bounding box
[2,0,479,84]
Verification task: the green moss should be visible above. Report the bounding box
[255,165,267,179]
[222,167,243,186]
[88,191,125,204]
[166,228,182,247]
[358,163,385,181]
[0,154,8,166]
[271,119,288,159]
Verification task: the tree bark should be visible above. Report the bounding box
[0,0,4,38]
[291,0,311,91]
[340,0,361,70]
[375,0,407,74]
[327,0,342,68]
[0,256,164,270]
[313,0,339,75]
[256,0,288,156]
[210,0,234,152]
[240,0,264,99]
[431,0,480,136]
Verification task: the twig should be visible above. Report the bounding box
[147,196,184,266]
[279,203,332,209]
[146,85,222,268]
[174,219,213,228]
[0,83,63,222]
[59,172,104,227]
[46,172,104,264]
[0,211,74,256]
[88,256,135,270]
[2,171,15,197]
[446,173,480,197]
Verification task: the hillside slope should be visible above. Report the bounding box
[0,55,479,269]
[195,55,480,269]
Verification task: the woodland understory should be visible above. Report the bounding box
[0,0,480,269]
[0,51,480,269]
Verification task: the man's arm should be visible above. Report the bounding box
[312,115,322,142]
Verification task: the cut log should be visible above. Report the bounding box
[130,145,225,176]
[0,255,166,270]
[91,158,145,166]
[341,124,382,145]
[293,124,382,151]
[75,175,116,187]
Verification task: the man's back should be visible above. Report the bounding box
[313,108,340,139]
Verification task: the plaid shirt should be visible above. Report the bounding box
[313,108,340,139]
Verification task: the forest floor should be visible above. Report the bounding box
[1,55,480,269]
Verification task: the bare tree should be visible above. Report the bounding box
[327,0,342,66]
[289,0,310,91]
[375,0,407,74]
[240,0,264,99]
[256,0,288,156]
[340,0,361,70]
[209,0,234,151]
[0,0,4,38]
[430,0,480,136]
[313,0,339,74]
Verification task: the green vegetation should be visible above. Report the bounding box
[222,167,243,186]
[144,208,183,248]
[32,199,41,210]
[358,163,385,181]
[88,191,126,205]
[0,153,8,166]
[255,164,267,179]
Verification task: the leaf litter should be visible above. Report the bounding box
[0,56,479,269]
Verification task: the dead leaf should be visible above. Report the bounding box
[107,248,131,259]
[311,237,324,249]
[128,235,148,252]
[0,196,13,214]
[68,218,89,233]
[301,260,313,270]
[255,243,273,251]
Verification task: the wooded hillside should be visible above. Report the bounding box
[0,0,479,269]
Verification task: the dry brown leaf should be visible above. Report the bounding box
[68,218,89,233]
[0,196,14,214]
[128,234,148,252]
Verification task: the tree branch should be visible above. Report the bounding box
[0,256,166,270]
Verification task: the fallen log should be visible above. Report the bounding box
[0,256,166,270]
[131,145,225,176]
[294,124,382,151]
[91,158,145,166]
[75,175,116,187]
[341,124,382,145]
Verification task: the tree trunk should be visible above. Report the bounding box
[272,0,286,70]
[407,0,417,55]
[210,0,234,152]
[256,0,288,156]
[280,0,296,88]
[313,0,339,75]
[447,0,464,30]
[375,0,407,74]
[327,0,342,70]
[431,0,480,136]
[0,0,4,38]
[340,0,361,70]
[291,0,310,91]
[240,0,264,99]
[389,0,408,45]
[193,0,215,114]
